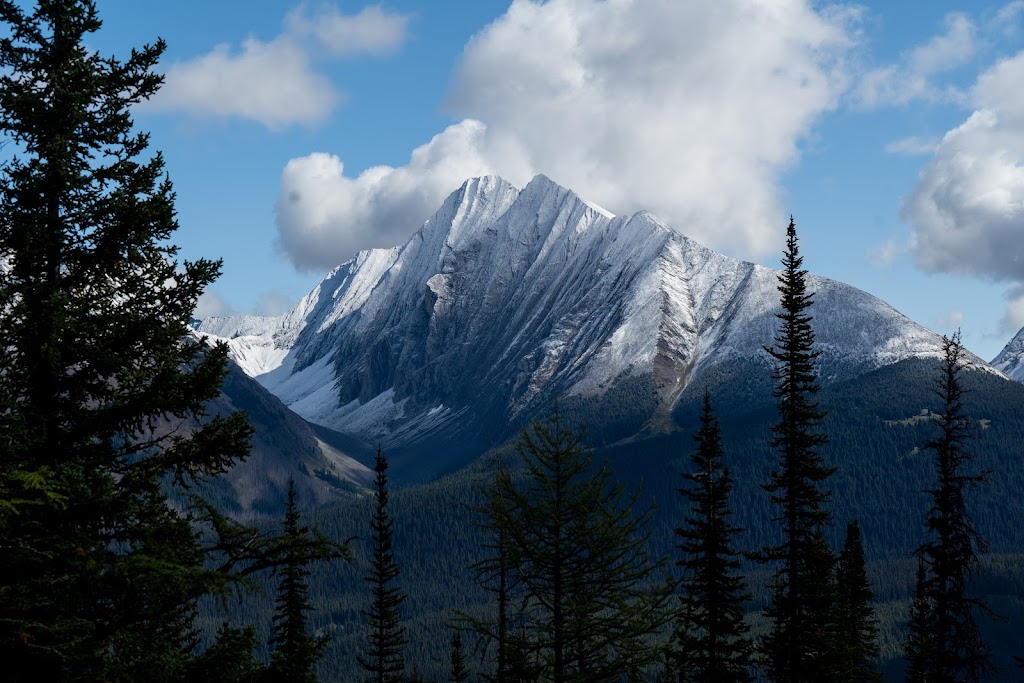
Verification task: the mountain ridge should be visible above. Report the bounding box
[992,325,1024,382]
[194,174,998,478]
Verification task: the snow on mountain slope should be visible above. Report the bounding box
[992,326,1024,382]
[201,174,975,463]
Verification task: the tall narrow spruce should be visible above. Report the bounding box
[904,557,935,683]
[675,389,753,682]
[466,468,519,681]
[833,520,881,682]
[268,478,347,683]
[358,448,407,683]
[759,217,838,683]
[449,629,470,683]
[915,332,992,682]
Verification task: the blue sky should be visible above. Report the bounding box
[91,0,1024,361]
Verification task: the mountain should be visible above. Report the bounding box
[194,177,1024,677]
[195,174,987,480]
[270,355,1024,681]
[991,325,1024,382]
[193,357,373,518]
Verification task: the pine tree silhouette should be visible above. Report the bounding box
[675,389,753,682]
[358,448,407,683]
[759,217,838,683]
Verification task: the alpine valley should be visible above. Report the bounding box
[191,175,1024,679]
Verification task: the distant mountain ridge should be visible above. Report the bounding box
[992,325,1024,382]
[194,174,992,478]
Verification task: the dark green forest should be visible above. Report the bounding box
[244,356,1023,681]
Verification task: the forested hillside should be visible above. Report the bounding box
[207,353,1024,680]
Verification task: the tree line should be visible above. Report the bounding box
[0,1,1015,681]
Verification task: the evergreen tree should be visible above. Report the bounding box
[916,331,992,682]
[833,521,881,682]
[358,448,407,683]
[267,478,347,683]
[465,471,517,682]
[675,389,753,682]
[479,409,673,682]
[904,557,935,683]
[187,624,265,683]
[450,630,470,683]
[759,217,838,683]
[657,655,680,683]
[0,1,254,679]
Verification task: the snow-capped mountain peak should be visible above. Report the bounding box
[992,325,1024,382]
[197,175,972,474]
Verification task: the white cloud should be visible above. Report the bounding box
[145,3,411,129]
[903,51,1024,282]
[149,38,338,129]
[992,1,1024,35]
[276,0,857,270]
[869,238,905,266]
[854,12,975,108]
[1002,287,1024,333]
[936,308,965,330]
[885,136,940,156]
[194,290,238,319]
[284,3,411,57]
[275,120,529,271]
[256,289,296,316]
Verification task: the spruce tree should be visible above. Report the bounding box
[904,557,935,683]
[0,1,254,679]
[833,521,881,682]
[759,217,837,683]
[479,409,673,682]
[916,331,992,682]
[465,470,517,681]
[358,448,407,683]
[450,629,470,683]
[675,389,753,683]
[186,624,264,683]
[267,478,347,683]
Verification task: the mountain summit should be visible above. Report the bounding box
[196,175,961,477]
[992,325,1024,382]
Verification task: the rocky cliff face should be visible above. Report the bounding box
[992,326,1024,382]
[196,174,971,476]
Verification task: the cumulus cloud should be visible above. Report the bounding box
[276,0,857,270]
[275,120,531,271]
[903,51,1024,282]
[854,12,975,108]
[145,3,411,129]
[902,50,1024,336]
[149,39,338,129]
[194,290,238,319]
[1001,287,1024,333]
[284,3,411,57]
